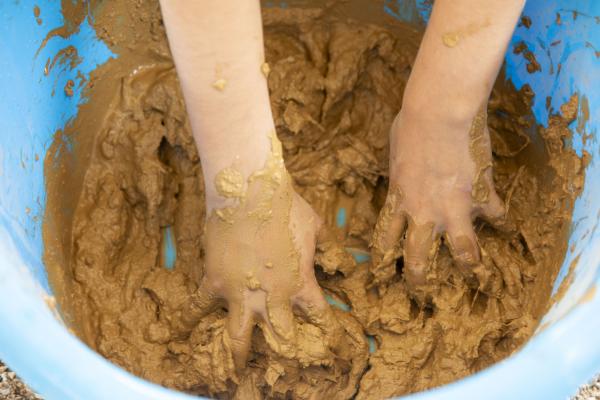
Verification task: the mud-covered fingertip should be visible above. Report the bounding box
[480,192,518,235]
[484,190,506,218]
[175,281,220,332]
[228,330,252,375]
[371,188,406,252]
[453,244,480,269]
[225,308,254,374]
[265,299,297,345]
[472,262,493,291]
[368,259,397,290]
[403,220,438,288]
[370,242,404,284]
[446,227,481,267]
[296,290,341,344]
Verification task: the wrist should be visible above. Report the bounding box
[193,114,275,209]
[401,95,480,129]
[201,129,287,213]
[400,64,489,129]
[202,145,270,211]
[398,88,485,135]
[390,104,479,159]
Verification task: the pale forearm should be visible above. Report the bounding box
[402,0,525,124]
[159,0,273,207]
[377,0,523,288]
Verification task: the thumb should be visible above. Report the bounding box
[225,303,254,373]
[370,185,406,285]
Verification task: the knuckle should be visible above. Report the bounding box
[228,334,249,348]
[405,259,426,272]
[404,262,427,285]
[454,250,479,266]
[486,205,505,219]
[448,232,479,265]
[404,254,426,266]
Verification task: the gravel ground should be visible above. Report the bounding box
[573,375,600,400]
[0,361,41,400]
[1,358,598,399]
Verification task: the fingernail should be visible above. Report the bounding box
[455,251,478,267]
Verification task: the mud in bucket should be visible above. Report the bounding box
[1,1,599,399]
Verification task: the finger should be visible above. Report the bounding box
[226,303,255,372]
[446,221,499,291]
[261,296,297,354]
[294,285,341,364]
[478,190,517,234]
[446,223,481,269]
[295,282,338,336]
[370,186,407,283]
[403,220,438,287]
[297,229,340,339]
[173,279,219,332]
[480,189,505,223]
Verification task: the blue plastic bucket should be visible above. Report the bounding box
[1,1,599,399]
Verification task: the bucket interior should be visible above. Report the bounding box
[1,1,600,399]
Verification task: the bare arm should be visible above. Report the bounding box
[159,0,336,371]
[403,0,526,122]
[372,0,526,290]
[159,0,272,210]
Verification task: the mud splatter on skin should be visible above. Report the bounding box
[43,2,586,399]
[441,18,491,49]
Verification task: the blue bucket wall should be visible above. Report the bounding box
[0,1,599,399]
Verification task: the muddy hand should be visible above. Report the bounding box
[179,136,337,371]
[371,107,507,289]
